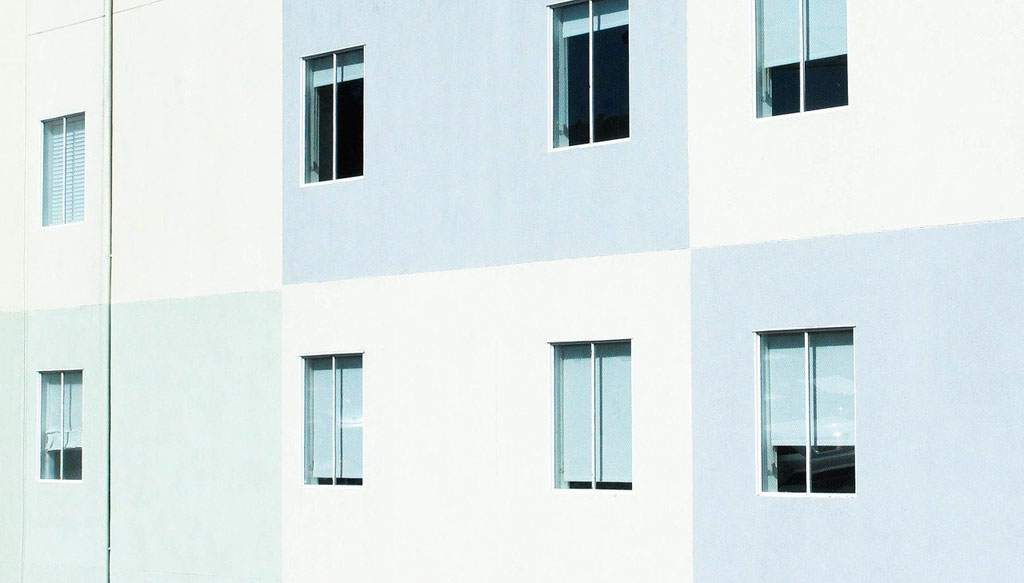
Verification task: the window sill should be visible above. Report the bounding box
[299,174,365,189]
[549,136,630,153]
[757,492,855,499]
[754,104,850,122]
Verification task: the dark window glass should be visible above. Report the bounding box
[768,62,801,116]
[336,78,363,179]
[804,54,848,111]
[592,7,629,142]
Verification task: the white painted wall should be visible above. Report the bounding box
[282,251,693,582]
[110,0,282,304]
[0,1,26,313]
[24,17,108,311]
[29,0,103,36]
[688,0,1024,248]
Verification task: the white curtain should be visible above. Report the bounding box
[552,3,588,148]
[555,344,592,486]
[43,119,65,226]
[596,342,631,483]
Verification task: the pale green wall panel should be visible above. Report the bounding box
[0,312,26,582]
[109,292,281,582]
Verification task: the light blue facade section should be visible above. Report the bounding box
[283,1,688,283]
[0,312,25,582]
[691,220,1024,582]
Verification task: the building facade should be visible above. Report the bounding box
[1,1,1022,582]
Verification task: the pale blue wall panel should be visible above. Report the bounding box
[283,1,688,283]
[692,219,1024,582]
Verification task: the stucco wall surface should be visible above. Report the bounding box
[282,250,693,581]
[282,0,688,283]
[0,312,26,582]
[688,0,1024,248]
[109,292,282,582]
[692,219,1024,582]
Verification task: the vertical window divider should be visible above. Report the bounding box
[802,331,811,493]
[331,356,338,486]
[798,0,807,113]
[587,0,595,145]
[58,371,65,480]
[590,342,597,489]
[331,52,338,181]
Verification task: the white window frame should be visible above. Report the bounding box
[41,112,86,227]
[547,0,631,152]
[301,353,364,487]
[754,326,856,499]
[551,338,633,492]
[38,369,85,483]
[298,45,366,188]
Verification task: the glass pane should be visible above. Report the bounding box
[809,330,855,493]
[554,344,593,488]
[40,373,62,479]
[595,342,630,485]
[761,333,807,492]
[336,355,363,481]
[305,358,334,484]
[64,115,85,223]
[806,0,846,60]
[305,55,334,183]
[42,119,65,226]
[336,50,364,179]
[552,3,591,147]
[756,0,801,117]
[592,0,629,142]
[62,371,83,480]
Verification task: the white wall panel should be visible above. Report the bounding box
[0,1,27,313]
[24,18,107,311]
[111,0,282,303]
[689,0,1024,248]
[29,0,103,35]
[282,251,693,582]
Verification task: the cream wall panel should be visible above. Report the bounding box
[282,251,693,582]
[688,0,1024,248]
[0,1,27,312]
[111,0,282,303]
[29,0,103,35]
[24,19,107,311]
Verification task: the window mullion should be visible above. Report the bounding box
[591,343,598,487]
[59,371,65,480]
[803,331,811,493]
[587,0,595,144]
[332,356,338,486]
[332,52,338,181]
[798,0,807,112]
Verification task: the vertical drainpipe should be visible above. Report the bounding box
[102,0,113,581]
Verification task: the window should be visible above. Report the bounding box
[40,371,83,481]
[304,48,364,183]
[304,355,363,485]
[42,113,85,225]
[552,0,629,148]
[553,341,631,489]
[759,329,854,494]
[755,0,847,117]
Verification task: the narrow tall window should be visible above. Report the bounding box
[759,329,855,494]
[554,341,631,490]
[756,0,847,117]
[42,114,85,226]
[552,0,629,148]
[304,48,364,183]
[304,355,363,485]
[40,371,83,481]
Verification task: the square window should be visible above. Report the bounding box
[553,341,631,489]
[303,355,363,485]
[40,371,83,481]
[552,0,629,148]
[759,329,855,494]
[42,114,85,226]
[304,48,364,183]
[755,0,848,117]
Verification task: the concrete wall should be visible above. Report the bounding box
[0,313,26,581]
[688,0,1024,248]
[282,250,693,582]
[282,0,688,283]
[691,219,1024,582]
[21,306,109,582]
[109,293,281,582]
